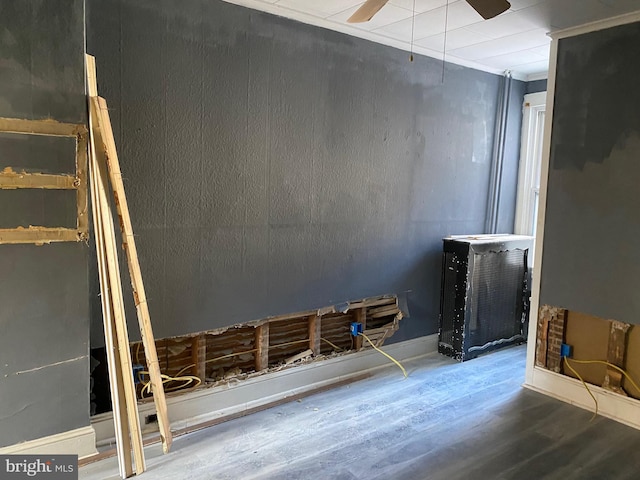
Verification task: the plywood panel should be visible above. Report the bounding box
[564,310,610,386]
[623,325,640,400]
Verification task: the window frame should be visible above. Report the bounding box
[514,91,547,236]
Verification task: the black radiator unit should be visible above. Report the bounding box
[438,234,533,361]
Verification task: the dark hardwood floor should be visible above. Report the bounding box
[80,345,640,479]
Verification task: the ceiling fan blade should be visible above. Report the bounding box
[466,0,511,20]
[347,0,391,23]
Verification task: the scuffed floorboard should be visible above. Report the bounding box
[80,345,640,480]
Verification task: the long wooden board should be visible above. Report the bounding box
[309,314,321,355]
[354,308,366,351]
[255,324,270,371]
[87,59,134,475]
[0,170,76,189]
[75,130,89,238]
[94,137,146,474]
[0,116,86,137]
[87,54,144,476]
[92,95,172,453]
[90,98,146,475]
[89,126,133,478]
[0,227,79,244]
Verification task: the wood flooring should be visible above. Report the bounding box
[80,345,640,479]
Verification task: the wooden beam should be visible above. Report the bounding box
[347,296,397,310]
[92,95,172,454]
[362,324,395,338]
[603,320,631,395]
[284,349,313,365]
[0,227,79,245]
[535,306,551,368]
[369,305,400,319]
[88,93,133,478]
[191,334,207,382]
[354,308,366,350]
[89,121,123,473]
[111,328,134,478]
[86,55,98,97]
[75,131,89,240]
[0,169,77,189]
[255,324,269,371]
[376,322,399,346]
[90,104,145,474]
[309,314,321,355]
[90,103,146,474]
[0,116,86,137]
[267,309,319,323]
[87,55,145,473]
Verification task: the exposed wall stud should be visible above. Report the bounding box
[191,334,207,382]
[535,307,551,368]
[255,323,270,371]
[603,320,631,395]
[354,308,366,350]
[309,314,321,355]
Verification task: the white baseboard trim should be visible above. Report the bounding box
[93,334,438,446]
[524,366,640,430]
[0,426,97,459]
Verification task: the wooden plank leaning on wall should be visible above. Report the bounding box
[87,54,145,477]
[86,54,172,455]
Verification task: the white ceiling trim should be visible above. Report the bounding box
[223,0,530,80]
[526,71,548,82]
[550,9,640,40]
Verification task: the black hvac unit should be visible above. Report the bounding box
[438,234,533,361]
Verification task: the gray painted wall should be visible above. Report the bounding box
[540,21,640,324]
[526,79,548,94]
[86,0,525,345]
[0,0,90,447]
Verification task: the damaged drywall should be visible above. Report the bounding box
[535,306,640,401]
[92,295,403,411]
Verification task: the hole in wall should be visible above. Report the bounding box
[535,305,640,400]
[91,294,404,415]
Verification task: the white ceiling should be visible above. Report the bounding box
[223,0,640,80]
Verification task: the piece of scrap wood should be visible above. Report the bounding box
[284,349,313,365]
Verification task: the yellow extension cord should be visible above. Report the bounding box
[359,332,407,378]
[139,371,202,396]
[563,357,640,421]
[136,336,356,398]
